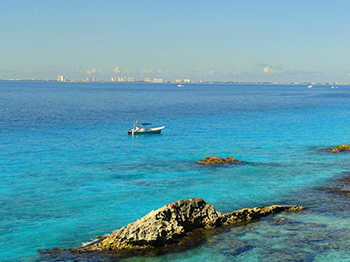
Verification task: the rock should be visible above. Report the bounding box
[325,144,350,153]
[219,239,253,257]
[66,198,303,253]
[219,205,303,226]
[259,248,315,262]
[269,217,288,225]
[285,238,339,252]
[196,156,240,165]
[320,174,350,197]
[74,198,221,252]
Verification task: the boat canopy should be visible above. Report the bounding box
[133,122,152,128]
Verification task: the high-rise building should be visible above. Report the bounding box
[57,76,65,81]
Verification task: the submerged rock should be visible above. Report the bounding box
[62,198,303,253]
[325,144,350,153]
[219,239,253,257]
[260,248,315,262]
[320,174,350,196]
[196,156,240,165]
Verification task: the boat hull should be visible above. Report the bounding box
[128,126,165,135]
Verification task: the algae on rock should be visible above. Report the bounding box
[196,156,240,165]
[327,144,350,153]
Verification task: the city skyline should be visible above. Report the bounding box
[1,1,350,82]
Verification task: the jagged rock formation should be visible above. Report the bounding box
[326,144,350,153]
[196,156,240,165]
[70,198,303,253]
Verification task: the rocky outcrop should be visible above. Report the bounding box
[69,198,303,253]
[325,144,350,153]
[197,156,240,165]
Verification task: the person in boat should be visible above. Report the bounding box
[133,120,140,131]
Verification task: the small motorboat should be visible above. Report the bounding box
[128,120,165,135]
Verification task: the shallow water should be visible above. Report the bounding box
[1,82,350,261]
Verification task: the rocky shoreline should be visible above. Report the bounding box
[39,198,303,257]
[37,145,350,259]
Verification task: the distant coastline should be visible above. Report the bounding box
[0,78,349,86]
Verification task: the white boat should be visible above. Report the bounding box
[308,85,313,88]
[178,84,184,87]
[128,120,165,135]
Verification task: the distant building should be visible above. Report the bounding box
[175,79,183,83]
[57,76,65,82]
[85,77,96,82]
[184,79,191,83]
[116,77,136,82]
[144,77,151,82]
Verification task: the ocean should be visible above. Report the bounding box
[1,81,350,261]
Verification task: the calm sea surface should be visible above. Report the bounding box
[1,81,350,261]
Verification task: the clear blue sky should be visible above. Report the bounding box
[1,0,350,82]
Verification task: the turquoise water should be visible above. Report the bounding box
[1,82,350,261]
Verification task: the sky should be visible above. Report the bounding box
[1,0,350,82]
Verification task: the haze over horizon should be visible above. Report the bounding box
[1,0,350,82]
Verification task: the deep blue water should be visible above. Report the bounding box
[1,81,350,261]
